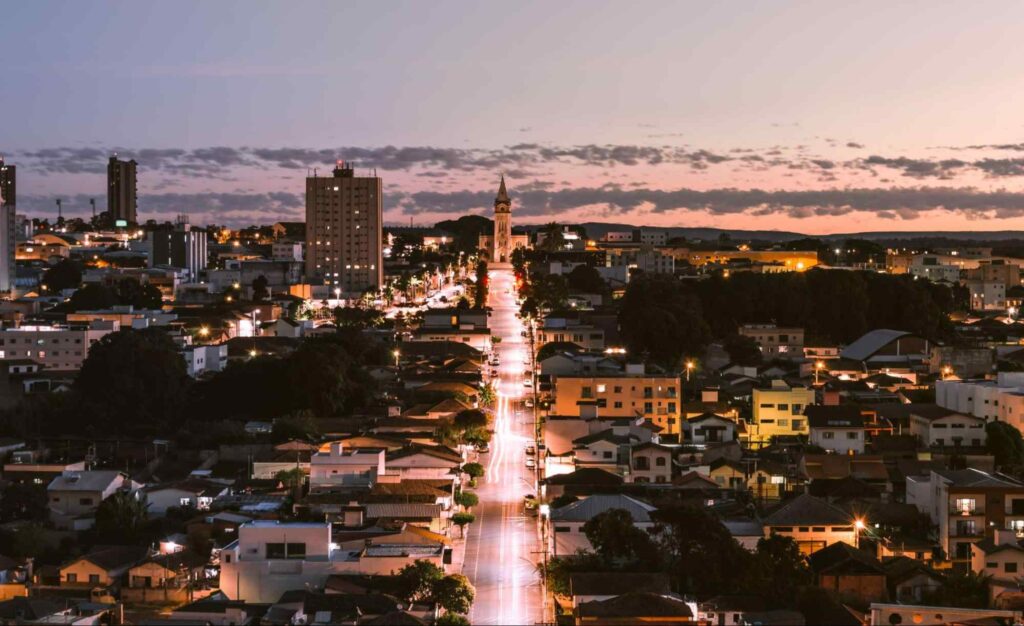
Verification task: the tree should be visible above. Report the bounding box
[76,328,191,433]
[455,491,479,510]
[566,264,607,294]
[538,222,567,253]
[462,463,485,480]
[923,570,989,608]
[436,614,471,626]
[986,421,1024,470]
[94,491,149,543]
[434,574,475,614]
[741,535,811,608]
[396,560,445,603]
[582,508,659,565]
[722,334,763,366]
[454,409,488,432]
[456,296,471,310]
[540,552,608,597]
[67,284,118,311]
[618,275,711,367]
[42,259,82,292]
[272,412,320,442]
[252,275,270,301]
[115,277,163,309]
[650,505,750,599]
[478,382,496,407]
[474,261,488,308]
[452,512,476,537]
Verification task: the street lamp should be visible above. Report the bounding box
[393,349,401,368]
[815,360,825,385]
[685,360,695,382]
[198,326,210,339]
[942,365,954,380]
[854,518,866,548]
[334,287,341,304]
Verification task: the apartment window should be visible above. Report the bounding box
[603,451,613,459]
[668,402,676,413]
[582,386,593,399]
[823,432,835,440]
[791,404,802,414]
[791,419,804,430]
[89,574,100,584]
[778,419,789,428]
[266,543,307,559]
[597,384,606,393]
[66,573,78,583]
[954,498,976,514]
[760,403,775,409]
[614,401,623,409]
[778,404,789,411]
[655,457,666,466]
[79,498,93,506]
[644,402,653,414]
[613,386,622,393]
[1006,562,1019,574]
[847,432,859,440]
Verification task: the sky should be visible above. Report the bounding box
[6,1,1024,233]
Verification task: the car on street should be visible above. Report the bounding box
[525,458,536,469]
[524,398,534,408]
[490,369,499,377]
[523,378,532,388]
[525,445,535,456]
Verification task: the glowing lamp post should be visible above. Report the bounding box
[815,360,825,385]
[685,360,695,382]
[393,349,401,368]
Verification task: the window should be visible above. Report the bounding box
[847,432,859,440]
[812,526,826,532]
[791,404,802,414]
[614,401,623,409]
[582,386,593,398]
[66,573,78,583]
[266,543,307,559]
[79,498,93,506]
[655,457,666,466]
[1006,562,1019,574]
[955,498,977,514]
[89,574,100,584]
[791,420,804,430]
[823,432,835,439]
[778,404,789,412]
[603,451,613,459]
[613,386,622,393]
[644,402,653,413]
[777,419,789,428]
[760,403,775,409]
[597,384,606,393]
[554,526,571,533]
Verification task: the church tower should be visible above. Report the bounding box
[493,175,512,263]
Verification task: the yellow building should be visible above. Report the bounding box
[552,368,680,434]
[749,379,816,449]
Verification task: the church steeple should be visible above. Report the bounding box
[495,175,510,208]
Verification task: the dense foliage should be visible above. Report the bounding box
[619,269,958,366]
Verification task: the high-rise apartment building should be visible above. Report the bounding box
[0,158,16,293]
[305,162,383,295]
[107,156,138,225]
[147,215,208,282]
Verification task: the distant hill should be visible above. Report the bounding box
[513,222,1024,243]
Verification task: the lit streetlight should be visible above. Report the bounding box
[941,365,954,380]
[393,349,401,368]
[685,360,695,382]
[814,360,825,385]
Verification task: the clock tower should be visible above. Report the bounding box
[493,175,512,264]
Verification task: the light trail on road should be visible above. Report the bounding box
[465,268,545,625]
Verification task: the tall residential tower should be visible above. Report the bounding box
[0,158,15,293]
[107,155,138,224]
[305,162,383,295]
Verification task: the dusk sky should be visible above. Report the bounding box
[7,1,1024,232]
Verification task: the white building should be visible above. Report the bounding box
[0,320,117,371]
[936,373,1024,423]
[148,216,208,282]
[908,405,986,448]
[220,521,446,603]
[806,406,866,455]
[47,470,131,530]
[309,443,385,491]
[965,279,1007,311]
[183,344,227,378]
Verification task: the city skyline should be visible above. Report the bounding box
[7,2,1024,232]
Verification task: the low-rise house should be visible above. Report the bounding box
[709,459,747,491]
[144,479,229,515]
[385,445,462,482]
[629,442,673,484]
[971,529,1024,600]
[220,521,448,603]
[806,406,866,455]
[908,404,986,448]
[540,468,624,500]
[882,556,943,603]
[128,550,207,589]
[808,541,887,603]
[723,519,766,551]
[60,545,149,588]
[572,431,634,474]
[699,596,766,626]
[575,592,695,625]
[47,470,133,529]
[762,493,858,555]
[310,442,386,491]
[683,413,738,446]
[364,503,447,534]
[549,494,656,556]
[567,572,672,610]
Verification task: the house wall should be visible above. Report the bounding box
[61,560,113,587]
[819,573,886,602]
[751,386,816,447]
[910,414,986,447]
[552,376,680,433]
[630,448,672,484]
[765,525,856,555]
[809,427,865,455]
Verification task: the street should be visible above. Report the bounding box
[464,267,546,625]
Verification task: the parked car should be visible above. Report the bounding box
[525,458,536,469]
[525,445,535,456]
[523,378,533,388]
[477,444,490,454]
[524,398,534,408]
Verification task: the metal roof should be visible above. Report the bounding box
[840,329,915,362]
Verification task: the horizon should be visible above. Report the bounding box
[8,2,1024,232]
